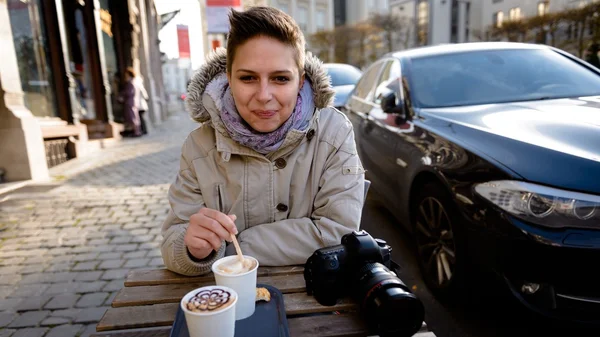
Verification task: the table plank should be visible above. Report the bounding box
[97,303,178,331]
[90,327,171,337]
[125,266,304,287]
[98,293,356,332]
[113,274,306,307]
[288,313,368,337]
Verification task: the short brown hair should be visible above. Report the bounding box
[226,6,305,75]
[126,67,136,78]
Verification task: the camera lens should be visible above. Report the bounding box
[355,263,424,337]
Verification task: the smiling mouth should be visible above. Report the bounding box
[253,110,277,118]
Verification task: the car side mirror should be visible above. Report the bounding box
[379,88,407,123]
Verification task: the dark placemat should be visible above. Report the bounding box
[170,283,290,337]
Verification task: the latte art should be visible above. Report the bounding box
[186,288,235,312]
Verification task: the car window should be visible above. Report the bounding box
[373,60,401,104]
[325,66,362,86]
[352,62,383,101]
[409,49,600,108]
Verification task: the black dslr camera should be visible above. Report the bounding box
[304,230,424,337]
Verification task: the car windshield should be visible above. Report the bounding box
[409,49,600,108]
[325,65,362,86]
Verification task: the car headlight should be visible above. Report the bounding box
[474,180,600,229]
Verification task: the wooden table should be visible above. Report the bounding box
[92,266,435,337]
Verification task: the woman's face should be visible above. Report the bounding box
[228,36,303,133]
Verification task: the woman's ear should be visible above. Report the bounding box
[299,72,305,89]
[227,72,232,85]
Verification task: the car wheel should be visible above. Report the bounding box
[412,182,468,300]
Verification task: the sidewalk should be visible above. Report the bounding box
[0,111,195,337]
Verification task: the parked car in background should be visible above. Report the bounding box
[342,42,600,323]
[323,63,362,109]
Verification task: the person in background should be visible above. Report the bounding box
[160,6,365,276]
[134,75,150,135]
[118,67,142,137]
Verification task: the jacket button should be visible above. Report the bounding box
[274,158,287,169]
[276,203,288,212]
[306,129,315,140]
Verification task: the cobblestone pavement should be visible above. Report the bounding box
[0,111,196,337]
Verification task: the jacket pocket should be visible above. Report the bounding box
[216,183,228,213]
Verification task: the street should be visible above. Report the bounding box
[360,188,598,337]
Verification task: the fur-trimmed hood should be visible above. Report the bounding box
[185,47,335,124]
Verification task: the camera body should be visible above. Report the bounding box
[304,230,424,337]
[304,230,392,305]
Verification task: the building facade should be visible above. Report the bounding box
[0,0,166,183]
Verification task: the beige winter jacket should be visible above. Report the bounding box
[161,49,365,276]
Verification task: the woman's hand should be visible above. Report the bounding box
[185,208,238,260]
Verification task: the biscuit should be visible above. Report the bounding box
[256,287,271,302]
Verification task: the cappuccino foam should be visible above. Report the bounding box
[186,288,235,313]
[217,258,257,275]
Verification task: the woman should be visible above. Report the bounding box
[119,67,142,137]
[161,6,365,276]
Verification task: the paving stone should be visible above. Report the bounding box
[130,235,154,243]
[109,236,132,244]
[16,264,45,274]
[0,312,17,327]
[8,310,50,328]
[40,316,71,326]
[72,253,99,262]
[74,306,110,323]
[98,259,123,270]
[15,295,51,312]
[11,328,47,337]
[44,294,80,310]
[90,245,116,253]
[75,271,104,282]
[0,329,16,337]
[0,286,13,299]
[0,266,23,275]
[129,228,149,236]
[44,283,79,295]
[76,281,107,294]
[49,309,81,321]
[96,252,122,260]
[114,244,138,252]
[102,279,124,292]
[9,284,49,298]
[45,263,74,272]
[87,239,110,246]
[0,275,21,285]
[75,293,109,308]
[104,292,118,306]
[122,250,147,259]
[139,242,160,250]
[0,298,22,311]
[72,262,99,271]
[149,257,165,267]
[123,258,149,268]
[45,324,84,337]
[146,249,162,258]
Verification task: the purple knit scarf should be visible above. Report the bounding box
[219,79,314,154]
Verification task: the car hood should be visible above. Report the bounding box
[420,96,600,194]
[332,85,355,107]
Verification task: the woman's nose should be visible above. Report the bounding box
[256,83,272,102]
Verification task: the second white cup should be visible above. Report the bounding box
[211,255,259,320]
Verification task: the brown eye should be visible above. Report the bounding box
[274,76,290,83]
[240,76,255,82]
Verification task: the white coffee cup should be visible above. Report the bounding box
[180,285,238,337]
[211,255,259,320]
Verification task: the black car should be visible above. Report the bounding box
[342,42,600,322]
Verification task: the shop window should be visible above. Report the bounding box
[7,0,58,118]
